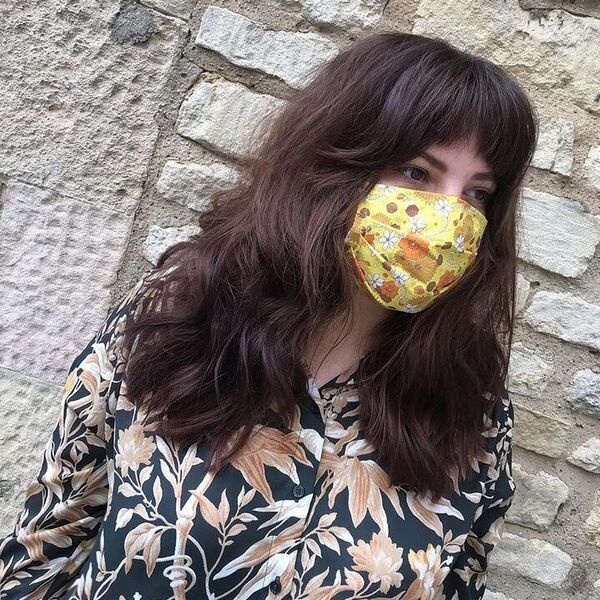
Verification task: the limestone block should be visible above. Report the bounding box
[585,490,600,547]
[567,437,600,474]
[515,272,530,315]
[567,369,600,419]
[507,342,553,396]
[522,291,600,352]
[273,0,387,28]
[0,180,131,383]
[412,0,600,115]
[176,80,286,159]
[516,187,600,278]
[531,115,574,176]
[508,463,569,531]
[157,159,239,212]
[488,532,573,586]
[520,0,600,19]
[0,368,63,535]
[195,6,339,88]
[0,1,186,212]
[143,224,203,265]
[512,401,571,458]
[483,592,515,600]
[141,0,195,20]
[584,145,600,191]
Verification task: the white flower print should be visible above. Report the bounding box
[368,273,385,288]
[455,235,465,252]
[378,230,400,250]
[434,198,453,217]
[390,266,409,285]
[408,215,426,234]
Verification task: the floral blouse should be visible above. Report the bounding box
[0,268,515,600]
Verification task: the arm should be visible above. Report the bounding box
[0,270,152,599]
[440,388,515,600]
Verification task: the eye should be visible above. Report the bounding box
[399,165,428,182]
[467,188,492,203]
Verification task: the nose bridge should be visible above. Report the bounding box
[436,173,467,197]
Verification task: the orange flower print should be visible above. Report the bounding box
[379,280,400,300]
[348,531,404,593]
[399,234,429,259]
[400,254,438,283]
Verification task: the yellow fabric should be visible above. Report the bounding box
[345,183,488,312]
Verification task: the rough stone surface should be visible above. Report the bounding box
[567,369,600,419]
[483,592,514,600]
[567,437,600,474]
[157,159,239,212]
[195,6,339,88]
[143,224,203,265]
[520,0,600,20]
[522,291,600,352]
[516,187,600,278]
[141,0,195,20]
[512,401,572,458]
[0,0,186,212]
[0,180,132,383]
[515,272,531,315]
[531,115,574,176]
[507,342,553,396]
[273,0,388,28]
[509,463,569,531]
[585,490,600,547]
[0,367,63,535]
[412,0,600,115]
[176,80,287,159]
[584,145,600,191]
[488,531,573,587]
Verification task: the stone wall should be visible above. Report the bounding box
[1,1,599,598]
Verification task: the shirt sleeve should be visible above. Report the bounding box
[439,387,516,600]
[0,270,153,599]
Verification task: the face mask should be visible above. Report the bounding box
[344,183,488,313]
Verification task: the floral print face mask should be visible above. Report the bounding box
[344,183,488,313]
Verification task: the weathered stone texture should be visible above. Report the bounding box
[195,6,339,88]
[412,0,600,115]
[568,437,600,474]
[157,159,239,212]
[509,463,569,531]
[0,0,186,212]
[512,401,571,458]
[143,224,203,265]
[516,188,600,278]
[0,368,63,534]
[0,180,131,383]
[273,0,388,28]
[568,369,600,419]
[489,532,573,586]
[522,291,600,352]
[176,80,287,159]
[531,115,574,176]
[584,145,600,190]
[508,342,553,396]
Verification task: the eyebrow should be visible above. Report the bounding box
[420,150,496,184]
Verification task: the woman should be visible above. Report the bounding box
[0,31,536,600]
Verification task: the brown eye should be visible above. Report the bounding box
[399,166,427,182]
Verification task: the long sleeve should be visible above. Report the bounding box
[0,271,152,599]
[440,388,516,600]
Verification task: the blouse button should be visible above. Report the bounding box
[292,484,305,499]
[269,576,282,593]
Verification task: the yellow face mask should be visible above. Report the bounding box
[344,183,488,313]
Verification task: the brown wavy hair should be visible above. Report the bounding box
[122,32,537,501]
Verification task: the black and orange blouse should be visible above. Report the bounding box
[0,269,515,600]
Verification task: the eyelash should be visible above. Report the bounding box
[399,165,493,203]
